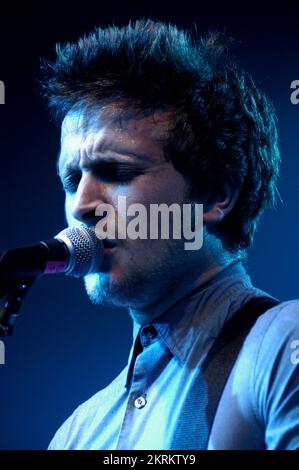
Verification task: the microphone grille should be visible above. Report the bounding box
[55,226,104,278]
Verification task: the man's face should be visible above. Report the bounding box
[58,104,203,311]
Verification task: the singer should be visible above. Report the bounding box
[41,20,299,449]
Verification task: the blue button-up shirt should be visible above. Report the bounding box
[48,262,299,449]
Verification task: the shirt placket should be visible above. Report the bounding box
[116,325,158,450]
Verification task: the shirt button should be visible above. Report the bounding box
[134,395,147,409]
[140,325,158,347]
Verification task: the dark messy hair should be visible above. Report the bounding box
[40,19,281,253]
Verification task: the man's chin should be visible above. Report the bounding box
[84,271,151,308]
[84,272,137,307]
[84,273,114,305]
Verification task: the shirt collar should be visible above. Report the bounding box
[152,261,254,365]
[126,261,260,387]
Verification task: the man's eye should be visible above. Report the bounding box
[99,172,139,184]
[61,172,82,193]
[94,165,144,184]
[60,165,144,192]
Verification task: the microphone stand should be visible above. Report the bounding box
[0,276,37,338]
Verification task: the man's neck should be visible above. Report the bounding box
[129,261,235,326]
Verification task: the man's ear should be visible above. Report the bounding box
[203,184,239,225]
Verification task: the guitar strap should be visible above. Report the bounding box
[202,295,280,448]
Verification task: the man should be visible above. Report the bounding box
[42,20,299,449]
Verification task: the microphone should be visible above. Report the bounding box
[0,226,104,337]
[0,226,104,281]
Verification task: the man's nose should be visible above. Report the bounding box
[71,172,107,226]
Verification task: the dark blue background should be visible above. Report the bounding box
[0,0,298,449]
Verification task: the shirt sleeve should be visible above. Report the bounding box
[48,412,77,450]
[252,300,299,449]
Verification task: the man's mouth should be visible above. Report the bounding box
[103,238,117,248]
[102,239,117,255]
